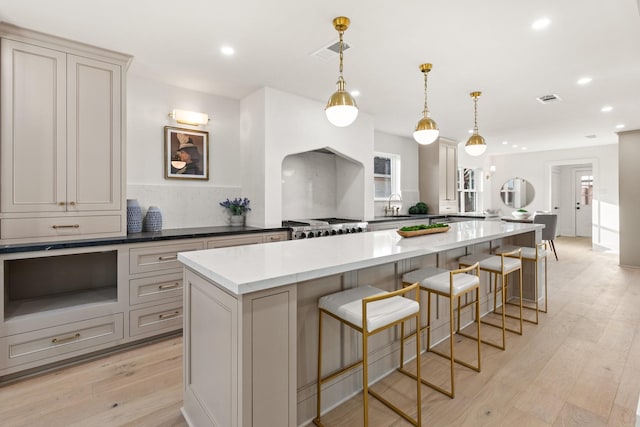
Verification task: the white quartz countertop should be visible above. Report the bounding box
[178,220,542,295]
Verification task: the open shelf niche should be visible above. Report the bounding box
[4,250,118,320]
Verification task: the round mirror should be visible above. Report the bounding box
[500,178,535,208]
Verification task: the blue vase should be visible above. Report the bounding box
[144,206,163,232]
[127,199,143,233]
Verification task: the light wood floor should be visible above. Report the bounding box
[1,237,639,426]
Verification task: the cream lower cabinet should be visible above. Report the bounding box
[182,269,297,427]
[419,138,458,214]
[0,230,290,380]
[0,23,131,244]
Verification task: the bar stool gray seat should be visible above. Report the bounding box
[315,283,422,426]
[401,262,481,399]
[534,213,559,261]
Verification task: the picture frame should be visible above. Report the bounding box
[164,126,209,180]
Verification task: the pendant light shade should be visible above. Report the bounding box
[413,63,439,145]
[465,91,487,156]
[325,17,358,127]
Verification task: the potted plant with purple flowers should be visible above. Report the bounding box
[220,197,251,226]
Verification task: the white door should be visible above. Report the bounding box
[551,169,561,215]
[574,169,593,237]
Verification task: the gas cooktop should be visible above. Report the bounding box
[282,218,368,239]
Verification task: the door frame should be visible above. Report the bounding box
[544,158,598,246]
[573,167,593,237]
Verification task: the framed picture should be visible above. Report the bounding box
[164,126,209,180]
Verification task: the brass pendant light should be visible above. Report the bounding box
[413,63,439,144]
[465,91,487,156]
[325,16,358,127]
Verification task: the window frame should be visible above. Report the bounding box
[373,152,401,201]
[457,167,484,213]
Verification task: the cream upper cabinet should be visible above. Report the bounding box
[419,138,458,214]
[0,24,131,243]
[0,39,67,213]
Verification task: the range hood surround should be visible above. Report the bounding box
[240,87,375,228]
[282,148,365,220]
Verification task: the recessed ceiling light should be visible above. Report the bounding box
[522,147,528,151]
[532,18,551,30]
[220,46,235,56]
[468,129,474,134]
[350,90,360,97]
[512,144,519,148]
[601,105,613,112]
[616,124,625,129]
[502,141,508,145]
[577,77,592,85]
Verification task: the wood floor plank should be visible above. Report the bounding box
[1,237,639,426]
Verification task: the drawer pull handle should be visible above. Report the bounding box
[158,255,178,261]
[52,224,80,229]
[51,333,81,344]
[69,201,76,206]
[158,282,180,290]
[269,236,280,241]
[159,311,180,320]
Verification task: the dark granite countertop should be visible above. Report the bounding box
[0,225,290,254]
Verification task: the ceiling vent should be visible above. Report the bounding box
[585,134,597,139]
[310,40,351,61]
[536,94,562,104]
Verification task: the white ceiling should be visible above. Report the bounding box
[1,0,639,155]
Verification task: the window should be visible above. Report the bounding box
[580,175,593,205]
[457,167,483,213]
[374,153,401,200]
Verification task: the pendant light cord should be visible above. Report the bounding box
[338,30,344,79]
[422,71,430,118]
[473,95,479,135]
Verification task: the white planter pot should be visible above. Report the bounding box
[230,215,244,226]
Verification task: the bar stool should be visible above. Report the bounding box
[458,249,522,350]
[495,242,549,323]
[315,283,422,427]
[400,262,481,399]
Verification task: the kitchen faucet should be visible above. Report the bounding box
[384,193,402,216]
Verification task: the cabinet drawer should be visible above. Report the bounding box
[0,314,124,368]
[1,215,122,240]
[130,273,183,305]
[439,201,458,214]
[130,301,183,337]
[262,232,289,243]
[206,235,264,248]
[129,241,204,274]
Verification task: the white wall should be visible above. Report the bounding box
[281,151,338,220]
[373,131,419,216]
[126,76,243,228]
[460,144,619,252]
[241,87,375,227]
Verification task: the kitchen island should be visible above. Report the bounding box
[178,221,543,427]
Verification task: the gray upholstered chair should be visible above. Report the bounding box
[534,213,558,261]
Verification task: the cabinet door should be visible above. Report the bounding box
[439,143,457,202]
[67,55,122,211]
[1,39,67,213]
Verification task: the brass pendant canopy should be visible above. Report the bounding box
[413,63,439,144]
[465,91,487,156]
[325,16,358,127]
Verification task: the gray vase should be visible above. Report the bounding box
[144,206,163,232]
[127,199,143,233]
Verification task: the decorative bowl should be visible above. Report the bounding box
[512,210,531,219]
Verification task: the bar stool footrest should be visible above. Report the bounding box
[398,366,454,399]
[368,387,421,425]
